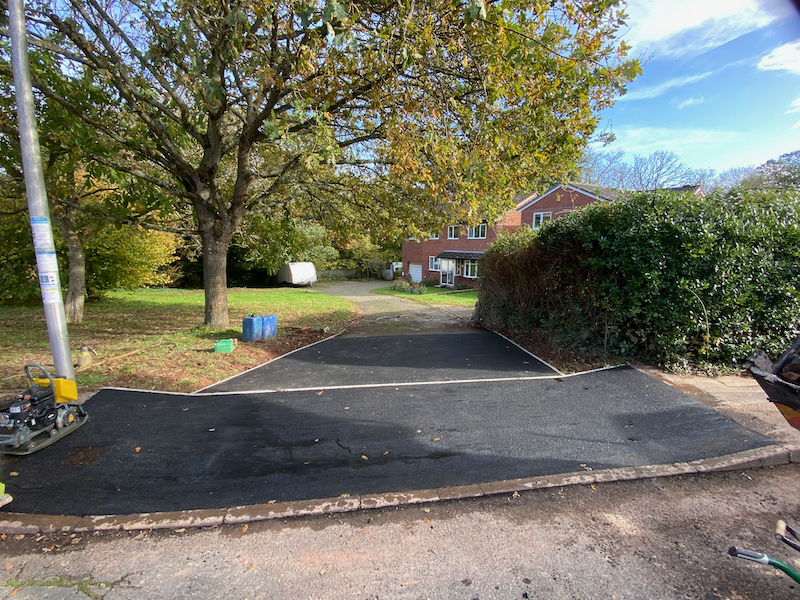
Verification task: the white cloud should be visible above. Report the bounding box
[677,97,705,109]
[618,72,714,101]
[609,126,740,156]
[788,96,800,114]
[759,40,800,74]
[621,0,787,59]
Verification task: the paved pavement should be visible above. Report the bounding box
[0,281,793,530]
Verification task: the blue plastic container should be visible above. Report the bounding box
[242,314,263,342]
[261,315,277,339]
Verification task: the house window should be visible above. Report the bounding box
[468,224,487,239]
[428,233,439,240]
[532,212,552,230]
[463,259,479,278]
[428,256,441,271]
[447,226,459,239]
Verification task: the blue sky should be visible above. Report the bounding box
[597,0,800,172]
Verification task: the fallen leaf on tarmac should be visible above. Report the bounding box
[340,493,350,498]
[0,535,4,541]
[423,508,430,513]
[590,484,596,490]
[247,564,253,571]
[423,518,431,524]
[267,500,276,504]
[580,464,593,471]
[4,563,12,570]
[242,524,249,533]
[320,567,328,576]
[433,437,440,441]
[344,406,350,410]
[317,391,323,396]
[208,428,215,432]
[512,491,520,498]
[383,451,389,456]
[14,535,24,540]
[304,461,311,465]
[175,529,186,533]
[9,472,18,477]
[416,430,421,433]
[361,455,368,460]
[135,447,141,453]
[9,589,17,596]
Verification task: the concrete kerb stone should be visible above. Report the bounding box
[224,495,361,524]
[360,489,440,509]
[1,443,796,535]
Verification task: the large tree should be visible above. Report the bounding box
[19,0,638,328]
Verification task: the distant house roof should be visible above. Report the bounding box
[567,182,623,202]
[436,250,485,260]
[515,182,704,213]
[516,182,621,211]
[514,192,539,209]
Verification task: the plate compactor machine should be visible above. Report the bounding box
[0,364,87,455]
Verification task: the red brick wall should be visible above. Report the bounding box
[401,221,519,287]
[519,187,598,227]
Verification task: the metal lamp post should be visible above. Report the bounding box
[7,0,75,381]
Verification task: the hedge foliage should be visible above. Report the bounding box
[475,188,800,368]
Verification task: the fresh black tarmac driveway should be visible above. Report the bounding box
[200,324,557,393]
[2,365,773,516]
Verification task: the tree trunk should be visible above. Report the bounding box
[52,207,86,324]
[200,227,231,329]
[195,187,241,329]
[192,140,252,329]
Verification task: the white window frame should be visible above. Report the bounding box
[447,226,459,239]
[463,259,479,278]
[468,224,487,239]
[428,233,439,240]
[428,256,441,271]
[532,212,552,230]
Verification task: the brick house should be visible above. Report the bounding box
[401,182,623,288]
[516,183,620,229]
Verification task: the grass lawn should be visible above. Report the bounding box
[372,285,478,308]
[0,288,359,394]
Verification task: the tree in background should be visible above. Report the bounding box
[232,215,340,276]
[580,148,709,190]
[744,150,800,191]
[19,0,639,328]
[0,195,179,305]
[0,37,178,321]
[579,148,769,192]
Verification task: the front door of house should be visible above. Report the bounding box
[440,258,455,287]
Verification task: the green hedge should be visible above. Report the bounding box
[476,188,800,368]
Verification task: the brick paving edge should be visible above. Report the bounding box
[2,443,797,535]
